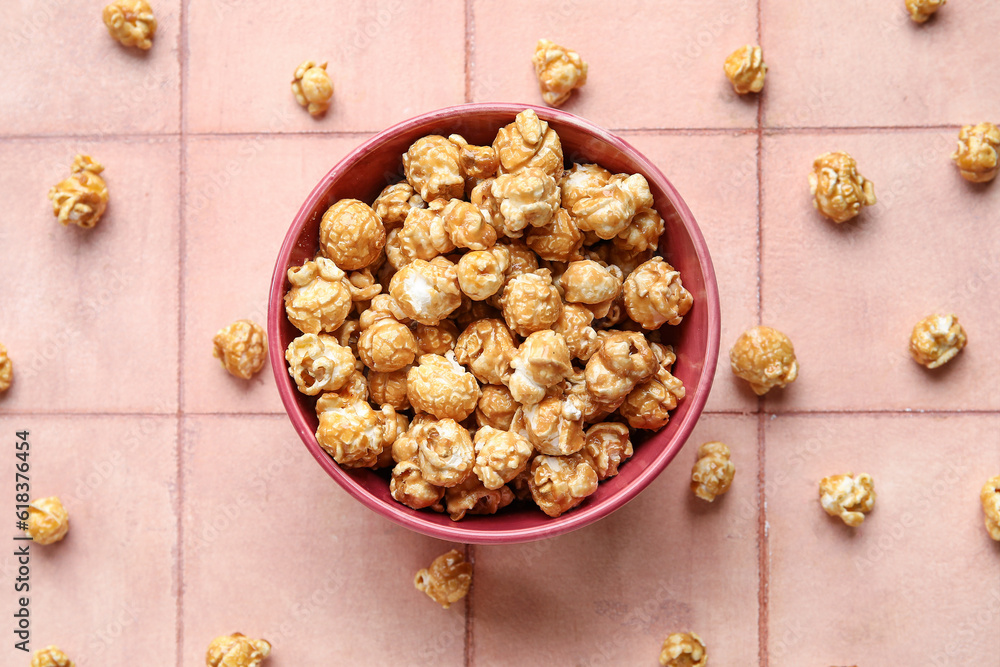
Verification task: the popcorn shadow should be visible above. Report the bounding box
[957,175,996,195]
[916,348,966,383]
[684,482,730,517]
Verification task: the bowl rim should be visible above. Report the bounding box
[268,102,721,544]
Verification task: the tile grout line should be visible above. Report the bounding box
[755,2,768,665]
[176,1,189,664]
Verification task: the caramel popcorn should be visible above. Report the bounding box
[529,453,598,517]
[819,473,876,527]
[559,259,623,305]
[587,241,654,277]
[571,173,654,240]
[491,168,561,236]
[389,259,462,325]
[411,417,475,487]
[614,208,664,254]
[909,313,967,369]
[403,135,465,202]
[390,460,445,510]
[690,441,735,502]
[525,207,584,262]
[320,199,387,270]
[30,646,74,667]
[493,109,564,178]
[47,155,109,229]
[981,475,1000,541]
[453,318,515,386]
[514,395,585,456]
[373,182,426,231]
[500,270,563,336]
[315,369,369,412]
[659,632,707,667]
[442,198,497,250]
[560,163,612,210]
[906,0,946,22]
[316,400,396,469]
[385,200,457,268]
[0,343,12,393]
[475,384,519,430]
[532,38,588,107]
[213,319,268,380]
[291,60,333,117]
[729,326,798,395]
[809,152,877,223]
[472,426,534,490]
[507,330,573,405]
[102,0,156,50]
[414,549,472,609]
[619,364,685,430]
[585,331,657,402]
[407,353,480,422]
[285,333,356,395]
[723,45,767,94]
[368,368,410,410]
[285,257,353,334]
[553,303,601,361]
[26,497,69,545]
[206,633,271,667]
[457,248,510,300]
[412,320,460,355]
[357,296,419,373]
[445,476,515,521]
[583,422,632,480]
[951,122,1000,183]
[623,257,693,329]
[449,134,500,193]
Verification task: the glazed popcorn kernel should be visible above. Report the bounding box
[981,475,1000,541]
[47,155,109,229]
[284,333,356,395]
[389,258,462,326]
[390,459,445,510]
[368,367,410,410]
[385,200,457,268]
[291,60,333,117]
[906,0,946,22]
[515,395,585,456]
[457,248,510,301]
[455,318,516,386]
[0,343,12,393]
[26,497,69,545]
[952,122,1000,183]
[446,476,516,521]
[659,632,707,667]
[729,325,799,396]
[316,400,397,469]
[373,182,426,231]
[320,199,387,271]
[315,369,369,412]
[407,352,481,422]
[494,109,564,178]
[403,135,465,202]
[491,167,561,236]
[414,549,473,609]
[103,0,156,50]
[473,426,534,490]
[410,417,475,488]
[206,633,271,667]
[619,364,685,431]
[441,198,497,251]
[724,45,767,95]
[449,134,500,192]
[31,646,74,667]
[583,422,632,480]
[412,320,460,356]
[690,441,735,502]
[500,270,563,337]
[553,303,601,361]
[560,163,612,210]
[213,319,268,380]
[525,207,584,262]
[623,257,693,329]
[529,452,599,518]
[572,173,654,240]
[507,330,573,405]
[809,151,877,223]
[614,208,664,254]
[585,331,658,403]
[475,384,519,430]
[819,473,876,527]
[357,298,419,373]
[532,38,589,107]
[285,257,353,334]
[560,259,623,305]
[909,313,967,369]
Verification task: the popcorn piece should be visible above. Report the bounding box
[553,303,601,361]
[390,460,445,510]
[284,333,356,395]
[623,257,693,329]
[47,155,109,229]
[445,476,515,521]
[102,0,156,50]
[414,549,472,609]
[507,330,573,405]
[571,173,654,240]
[357,296,419,372]
[473,426,534,490]
[560,163,612,210]
[586,242,654,277]
[407,353,481,422]
[620,364,685,430]
[389,259,462,326]
[613,208,664,254]
[529,453,598,517]
[412,417,475,487]
[491,168,561,236]
[330,318,362,361]
[475,384,519,430]
[729,326,799,395]
[316,400,397,469]
[368,367,410,410]
[526,207,584,262]
[373,182,426,231]
[583,422,632,480]
[514,395,585,456]
[819,473,876,527]
[470,178,504,235]
[906,0,946,22]
[213,319,268,380]
[909,313,967,369]
[659,632,707,667]
[951,122,1000,183]
[315,370,369,412]
[565,369,625,424]
[690,441,735,502]
[0,343,12,393]
[559,259,623,305]
[585,331,658,402]
[453,295,503,330]
[981,475,1000,541]
[449,134,500,192]
[31,646,74,667]
[499,241,541,282]
[403,135,465,202]
[724,45,767,94]
[532,38,588,107]
[455,318,516,386]
[206,633,271,667]
[411,320,460,356]
[499,270,563,337]
[493,109,564,178]
[442,198,496,250]
[284,257,352,334]
[344,267,383,311]
[319,199,387,270]
[291,60,333,117]
[26,497,69,545]
[457,248,510,301]
[809,152,877,223]
[386,199,456,268]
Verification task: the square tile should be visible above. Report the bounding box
[762,0,1000,127]
[0,138,180,413]
[0,416,177,666]
[765,414,1000,665]
[760,130,1000,412]
[0,0,181,136]
[471,0,760,130]
[470,415,759,666]
[184,0,466,134]
[181,415,467,665]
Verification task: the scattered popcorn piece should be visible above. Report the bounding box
[284,333,356,395]
[690,441,735,502]
[389,259,462,326]
[291,60,333,117]
[951,122,1000,183]
[491,168,561,237]
[493,109,564,178]
[583,422,632,480]
[571,173,654,240]
[0,343,12,393]
[414,549,472,608]
[47,155,109,229]
[285,257,353,334]
[809,152,877,223]
[819,473,876,527]
[507,330,573,405]
[909,313,967,369]
[30,646,74,667]
[206,633,271,667]
[403,135,465,202]
[659,632,707,667]
[454,318,516,385]
[623,257,692,329]
[729,326,798,395]
[499,270,563,337]
[316,400,396,469]
[319,199,387,270]
[473,426,534,490]
[475,384,519,430]
[724,45,767,94]
[103,0,156,50]
[981,475,1000,541]
[407,353,480,422]
[445,475,515,521]
[585,331,658,402]
[213,319,268,380]
[532,38,588,107]
[449,134,500,193]
[26,497,69,545]
[906,0,946,22]
[529,453,598,517]
[514,395,585,456]
[373,182,426,231]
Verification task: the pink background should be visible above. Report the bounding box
[1,1,998,665]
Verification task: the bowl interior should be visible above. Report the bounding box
[268,103,720,544]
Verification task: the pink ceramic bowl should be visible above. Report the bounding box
[268,103,720,545]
